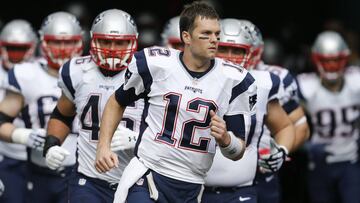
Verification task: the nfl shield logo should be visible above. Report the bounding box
[249,94,257,110]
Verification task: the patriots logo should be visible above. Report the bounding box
[249,94,257,110]
[124,69,133,85]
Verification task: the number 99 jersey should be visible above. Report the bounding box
[297,67,360,162]
[58,55,144,184]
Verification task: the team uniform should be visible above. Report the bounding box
[0,61,28,203]
[254,61,299,203]
[297,67,360,203]
[203,69,281,203]
[58,55,143,203]
[5,59,77,203]
[114,47,257,202]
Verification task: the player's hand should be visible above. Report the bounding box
[258,138,288,173]
[12,128,46,151]
[45,146,70,170]
[209,110,230,147]
[95,144,119,173]
[27,129,47,151]
[111,125,138,151]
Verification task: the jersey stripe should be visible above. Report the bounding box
[230,72,255,103]
[61,61,75,98]
[134,50,153,93]
[283,72,294,88]
[269,72,280,99]
[8,68,21,91]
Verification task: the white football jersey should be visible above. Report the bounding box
[297,67,360,162]
[256,61,299,153]
[116,47,257,184]
[205,69,281,187]
[0,62,27,161]
[58,56,144,184]
[5,59,77,167]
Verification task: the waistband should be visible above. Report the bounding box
[28,162,74,177]
[77,172,118,191]
[204,185,253,193]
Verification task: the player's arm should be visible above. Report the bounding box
[265,99,295,152]
[0,90,24,142]
[43,93,76,170]
[96,94,126,173]
[259,99,295,173]
[287,106,310,151]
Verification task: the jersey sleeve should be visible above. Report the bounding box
[115,50,152,106]
[268,72,281,101]
[58,60,76,101]
[5,67,22,94]
[281,72,300,113]
[224,72,257,140]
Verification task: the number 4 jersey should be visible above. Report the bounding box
[297,67,360,163]
[115,47,257,184]
[58,56,144,183]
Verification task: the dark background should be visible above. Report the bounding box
[1,0,358,74]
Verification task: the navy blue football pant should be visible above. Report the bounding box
[307,160,360,203]
[68,171,117,203]
[127,170,203,203]
[202,185,257,203]
[25,162,73,203]
[0,156,27,203]
[255,172,281,203]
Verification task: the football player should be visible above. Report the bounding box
[297,31,360,203]
[96,2,257,203]
[0,12,83,202]
[242,20,310,203]
[202,18,295,203]
[160,16,183,50]
[0,19,37,203]
[43,9,142,203]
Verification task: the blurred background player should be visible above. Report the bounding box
[0,19,37,203]
[43,9,142,203]
[297,31,360,203]
[160,16,183,50]
[203,18,295,203]
[0,11,83,203]
[242,20,310,203]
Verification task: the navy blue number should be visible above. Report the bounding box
[156,93,181,145]
[80,95,136,141]
[156,93,217,152]
[148,47,170,56]
[80,95,100,140]
[37,96,58,128]
[179,99,217,152]
[315,105,360,138]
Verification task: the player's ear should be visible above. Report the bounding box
[182,31,191,45]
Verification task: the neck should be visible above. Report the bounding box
[47,66,59,77]
[182,49,211,72]
[321,78,344,92]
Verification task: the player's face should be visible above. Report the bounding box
[188,17,220,59]
[217,45,247,64]
[2,44,32,63]
[45,39,81,60]
[96,38,130,59]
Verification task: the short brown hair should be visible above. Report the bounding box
[179,1,219,43]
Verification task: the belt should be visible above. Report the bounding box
[204,186,243,193]
[78,172,118,191]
